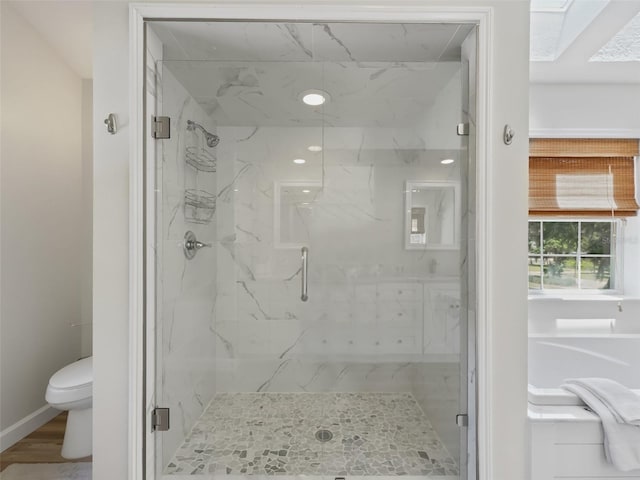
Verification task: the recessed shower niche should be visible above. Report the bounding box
[146,19,477,480]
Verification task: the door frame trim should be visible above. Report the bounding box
[129,4,494,480]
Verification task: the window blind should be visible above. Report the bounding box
[529,139,640,217]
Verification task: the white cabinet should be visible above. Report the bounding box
[530,419,640,480]
[423,283,460,355]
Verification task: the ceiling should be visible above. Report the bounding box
[8,0,92,79]
[7,1,639,84]
[152,22,470,127]
[530,0,640,83]
[150,22,473,63]
[161,59,462,127]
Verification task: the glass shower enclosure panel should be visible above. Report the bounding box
[150,21,472,479]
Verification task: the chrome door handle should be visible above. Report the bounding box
[301,246,308,302]
[183,230,211,260]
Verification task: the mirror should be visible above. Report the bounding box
[274,181,322,248]
[405,181,460,250]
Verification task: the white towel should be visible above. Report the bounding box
[563,383,640,471]
[565,378,640,425]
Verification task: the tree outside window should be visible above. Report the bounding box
[528,220,615,291]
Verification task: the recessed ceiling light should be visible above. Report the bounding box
[300,89,330,106]
[441,158,455,165]
[302,189,311,193]
[308,145,323,152]
[302,202,310,206]
[293,158,306,165]
[233,188,239,192]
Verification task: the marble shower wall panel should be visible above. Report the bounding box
[212,92,464,393]
[214,359,416,394]
[158,66,218,466]
[411,363,461,466]
[163,60,463,136]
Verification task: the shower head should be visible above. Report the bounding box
[187,120,220,148]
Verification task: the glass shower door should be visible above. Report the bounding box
[149,20,474,480]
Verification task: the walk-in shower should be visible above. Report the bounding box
[145,19,477,479]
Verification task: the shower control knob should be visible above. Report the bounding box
[183,230,211,260]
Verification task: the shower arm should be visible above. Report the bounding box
[186,120,220,148]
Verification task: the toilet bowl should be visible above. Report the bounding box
[45,356,92,459]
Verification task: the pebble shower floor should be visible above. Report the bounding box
[165,392,459,476]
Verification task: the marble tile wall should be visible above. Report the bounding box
[158,52,470,472]
[212,122,464,392]
[157,66,219,467]
[411,363,462,466]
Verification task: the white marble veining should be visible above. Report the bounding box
[157,65,220,467]
[151,20,474,477]
[150,22,474,64]
[161,61,463,131]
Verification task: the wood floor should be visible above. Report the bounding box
[0,412,92,472]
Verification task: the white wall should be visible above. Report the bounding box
[487,5,530,480]
[81,79,94,358]
[0,2,84,443]
[529,83,640,326]
[92,2,529,480]
[92,4,130,479]
[530,83,640,137]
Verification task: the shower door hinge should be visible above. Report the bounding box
[456,414,468,427]
[456,123,469,136]
[152,116,171,139]
[152,407,170,431]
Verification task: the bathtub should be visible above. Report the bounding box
[528,334,640,406]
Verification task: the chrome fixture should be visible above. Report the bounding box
[152,116,170,139]
[187,120,219,148]
[183,230,211,260]
[315,429,333,442]
[104,113,117,134]
[503,124,515,145]
[456,123,469,136]
[301,246,308,302]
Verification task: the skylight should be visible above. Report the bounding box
[530,0,610,61]
[590,12,640,62]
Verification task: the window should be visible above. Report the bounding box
[528,220,618,291]
[527,138,639,293]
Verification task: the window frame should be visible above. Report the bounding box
[527,217,624,296]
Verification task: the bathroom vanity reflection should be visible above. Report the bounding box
[405,181,460,250]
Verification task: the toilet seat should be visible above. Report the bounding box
[46,357,92,409]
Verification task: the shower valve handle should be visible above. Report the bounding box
[188,240,211,250]
[183,231,211,260]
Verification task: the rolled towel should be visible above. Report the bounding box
[563,382,640,471]
[564,378,640,425]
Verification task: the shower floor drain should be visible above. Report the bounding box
[315,429,333,442]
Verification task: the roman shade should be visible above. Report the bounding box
[529,138,640,217]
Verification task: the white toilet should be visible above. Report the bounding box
[45,356,92,459]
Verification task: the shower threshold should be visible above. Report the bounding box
[164,392,458,477]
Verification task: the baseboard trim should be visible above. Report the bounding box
[0,405,60,452]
